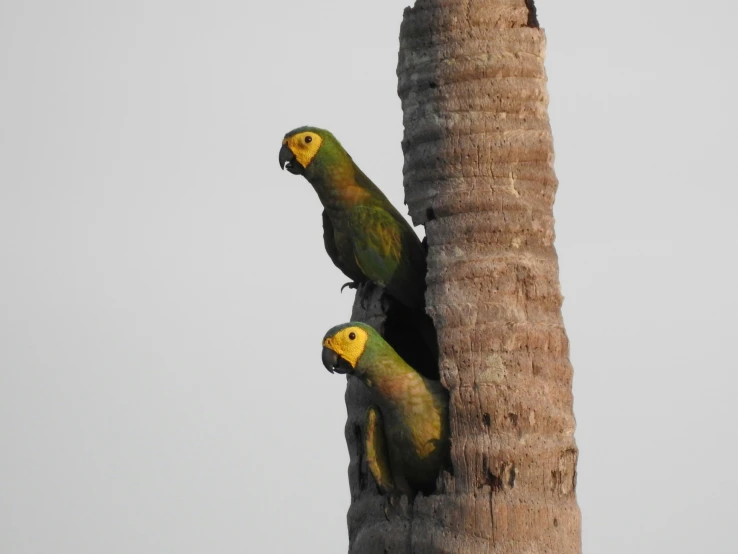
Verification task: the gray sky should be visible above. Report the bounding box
[1,0,737,552]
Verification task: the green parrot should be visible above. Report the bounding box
[321,322,450,498]
[279,127,427,311]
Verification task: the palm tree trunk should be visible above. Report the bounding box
[345,1,581,552]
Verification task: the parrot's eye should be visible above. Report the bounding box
[305,136,313,144]
[349,332,356,340]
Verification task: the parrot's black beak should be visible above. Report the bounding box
[279,144,303,175]
[322,346,349,374]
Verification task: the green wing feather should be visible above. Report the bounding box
[364,406,395,494]
[348,206,402,286]
[348,206,425,309]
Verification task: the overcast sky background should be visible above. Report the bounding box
[2,1,737,552]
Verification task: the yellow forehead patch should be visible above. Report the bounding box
[284,131,323,169]
[322,326,369,368]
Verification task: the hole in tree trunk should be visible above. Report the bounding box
[525,0,539,28]
[508,465,517,488]
[372,292,439,381]
[485,470,503,492]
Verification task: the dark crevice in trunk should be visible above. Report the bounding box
[525,0,539,28]
[356,287,439,381]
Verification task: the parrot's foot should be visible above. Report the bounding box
[341,281,377,310]
[340,281,359,293]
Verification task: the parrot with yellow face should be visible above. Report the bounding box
[321,322,450,497]
[279,127,427,311]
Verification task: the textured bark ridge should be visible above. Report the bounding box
[344,1,581,552]
[399,0,581,552]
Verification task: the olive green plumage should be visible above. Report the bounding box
[279,127,427,310]
[321,322,450,497]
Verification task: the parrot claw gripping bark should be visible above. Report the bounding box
[321,322,450,498]
[340,281,359,293]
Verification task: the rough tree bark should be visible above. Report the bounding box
[344,1,581,552]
